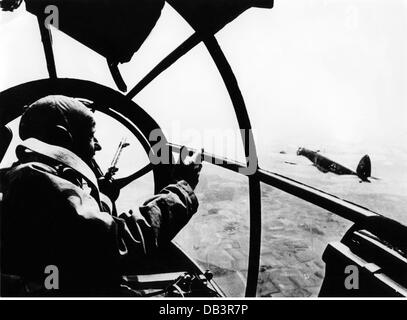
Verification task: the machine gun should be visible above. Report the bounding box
[105,137,130,180]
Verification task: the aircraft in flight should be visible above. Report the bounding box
[297,147,372,182]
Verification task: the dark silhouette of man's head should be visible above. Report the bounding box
[19,95,101,163]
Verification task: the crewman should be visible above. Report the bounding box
[0,95,201,296]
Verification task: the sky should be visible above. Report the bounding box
[0,0,406,169]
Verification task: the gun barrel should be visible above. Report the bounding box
[107,138,130,177]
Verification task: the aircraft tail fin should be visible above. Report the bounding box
[356,155,371,182]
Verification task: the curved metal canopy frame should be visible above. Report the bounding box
[2,2,400,298]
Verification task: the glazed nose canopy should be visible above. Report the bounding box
[25,0,165,64]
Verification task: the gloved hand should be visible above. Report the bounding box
[98,168,121,202]
[172,147,203,190]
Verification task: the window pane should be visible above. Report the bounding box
[0,5,48,91]
[93,112,155,214]
[259,183,352,297]
[51,27,117,89]
[175,164,250,297]
[120,3,194,89]
[93,112,150,178]
[53,3,194,90]
[216,0,407,225]
[134,43,246,164]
